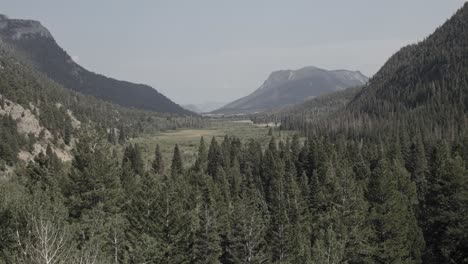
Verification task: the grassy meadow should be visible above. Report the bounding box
[129,120,296,170]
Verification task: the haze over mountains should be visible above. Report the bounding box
[0,14,192,115]
[0,2,468,264]
[183,101,226,114]
[214,66,368,114]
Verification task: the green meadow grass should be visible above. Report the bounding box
[129,120,297,169]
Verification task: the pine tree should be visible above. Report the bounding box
[153,175,191,263]
[221,135,232,169]
[368,158,423,263]
[64,123,72,146]
[66,135,124,255]
[122,144,145,176]
[266,158,290,263]
[192,184,222,264]
[229,158,242,201]
[194,137,208,173]
[311,226,346,264]
[152,144,165,174]
[121,144,144,192]
[207,137,223,178]
[423,142,468,263]
[228,176,269,264]
[171,144,184,177]
[283,149,312,263]
[126,172,163,263]
[408,138,429,207]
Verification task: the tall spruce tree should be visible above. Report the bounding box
[368,158,423,264]
[423,142,468,263]
[194,137,208,173]
[228,169,269,264]
[171,144,184,178]
[66,135,124,257]
[191,183,222,264]
[152,144,165,174]
[208,137,223,178]
[126,172,163,263]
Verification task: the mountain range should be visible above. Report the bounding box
[214,66,367,114]
[183,101,226,113]
[0,14,192,115]
[264,2,468,139]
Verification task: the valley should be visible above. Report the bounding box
[130,120,292,170]
[0,2,467,264]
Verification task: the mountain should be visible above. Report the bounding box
[214,66,367,114]
[0,14,192,115]
[183,104,203,113]
[183,101,226,113]
[260,6,468,262]
[0,42,206,167]
[346,5,468,118]
[339,2,468,137]
[269,3,468,140]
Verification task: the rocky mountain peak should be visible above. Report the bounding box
[0,15,52,40]
[215,65,368,114]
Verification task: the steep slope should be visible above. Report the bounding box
[270,3,468,139]
[215,66,367,114]
[347,4,468,119]
[0,43,205,170]
[0,14,192,115]
[253,86,363,129]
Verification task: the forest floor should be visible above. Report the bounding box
[130,119,297,169]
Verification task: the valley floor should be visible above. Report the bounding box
[129,119,294,169]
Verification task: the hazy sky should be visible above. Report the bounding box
[2,0,466,105]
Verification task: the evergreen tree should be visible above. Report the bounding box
[192,183,222,264]
[66,135,124,256]
[126,172,163,263]
[311,226,346,264]
[408,138,429,207]
[368,159,423,264]
[153,175,191,263]
[194,137,208,173]
[228,174,269,264]
[171,144,184,177]
[64,123,72,146]
[208,137,223,178]
[423,142,468,263]
[152,144,165,174]
[122,144,145,176]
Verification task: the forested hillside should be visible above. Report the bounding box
[0,45,206,169]
[253,86,363,131]
[0,2,467,264]
[0,15,192,115]
[271,3,468,139]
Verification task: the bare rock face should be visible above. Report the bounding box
[0,95,52,139]
[0,94,73,162]
[0,15,52,40]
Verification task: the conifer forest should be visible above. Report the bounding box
[1,2,468,264]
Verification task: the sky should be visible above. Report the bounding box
[1,0,466,105]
